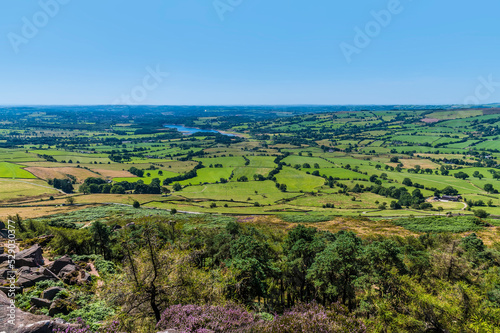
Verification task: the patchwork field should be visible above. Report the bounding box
[0,107,499,220]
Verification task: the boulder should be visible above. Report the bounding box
[57,264,77,278]
[35,235,54,247]
[0,221,5,229]
[0,268,12,279]
[47,255,74,275]
[17,268,55,288]
[0,253,9,264]
[48,299,74,317]
[0,286,22,295]
[30,297,52,309]
[15,245,44,268]
[41,287,63,301]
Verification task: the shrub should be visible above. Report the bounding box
[156,304,259,332]
[393,216,485,233]
[253,303,366,333]
[474,209,490,219]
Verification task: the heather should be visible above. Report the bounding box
[156,304,259,332]
[252,303,366,333]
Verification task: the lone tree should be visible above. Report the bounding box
[474,209,490,219]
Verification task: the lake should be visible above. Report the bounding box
[164,125,235,136]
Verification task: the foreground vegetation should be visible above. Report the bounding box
[8,208,500,332]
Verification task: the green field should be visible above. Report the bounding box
[179,167,234,185]
[0,107,499,218]
[113,169,179,184]
[275,167,324,192]
[0,162,36,179]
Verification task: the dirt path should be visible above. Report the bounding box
[87,262,104,288]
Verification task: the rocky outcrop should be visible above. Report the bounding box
[47,255,73,275]
[48,299,74,317]
[17,267,56,288]
[41,287,64,301]
[15,244,44,268]
[30,297,52,309]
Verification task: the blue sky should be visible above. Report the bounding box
[0,0,499,105]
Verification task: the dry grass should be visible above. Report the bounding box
[25,167,101,183]
[238,215,500,246]
[387,158,439,170]
[0,205,85,220]
[474,227,500,246]
[238,215,419,239]
[0,179,60,202]
[91,168,134,178]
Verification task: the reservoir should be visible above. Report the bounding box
[164,125,235,136]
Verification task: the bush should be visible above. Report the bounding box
[156,304,259,333]
[393,216,485,233]
[253,303,366,333]
[474,209,490,219]
[281,215,333,223]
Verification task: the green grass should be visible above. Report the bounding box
[194,156,246,167]
[0,162,36,179]
[178,167,234,185]
[282,155,334,168]
[280,214,335,223]
[0,179,59,201]
[231,167,273,181]
[113,170,178,184]
[317,168,369,180]
[275,167,324,192]
[180,180,296,205]
[392,216,485,233]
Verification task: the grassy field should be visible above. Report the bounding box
[0,179,60,202]
[274,167,324,192]
[392,216,485,233]
[0,108,499,221]
[179,180,297,205]
[114,169,179,184]
[0,162,36,179]
[178,168,234,185]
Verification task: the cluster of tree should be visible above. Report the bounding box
[79,218,500,332]
[485,183,499,194]
[37,154,57,162]
[79,178,111,194]
[163,162,203,185]
[128,167,144,177]
[48,178,74,193]
[454,171,470,180]
[275,182,287,192]
[369,185,427,209]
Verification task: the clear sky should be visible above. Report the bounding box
[1,0,499,105]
